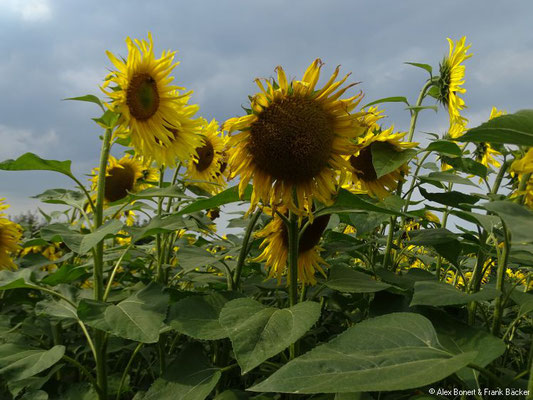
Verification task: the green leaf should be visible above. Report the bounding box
[167,292,241,340]
[92,110,120,129]
[77,299,111,331]
[425,140,462,157]
[362,96,409,109]
[419,187,479,209]
[177,246,219,272]
[410,281,499,306]
[0,345,65,381]
[41,264,87,286]
[0,269,36,290]
[325,264,391,293]
[405,62,432,74]
[482,201,533,244]
[219,299,321,374]
[178,185,253,216]
[458,109,533,146]
[41,220,123,254]
[406,228,461,266]
[103,283,168,343]
[249,313,477,393]
[64,94,104,110]
[143,343,220,400]
[131,185,193,200]
[129,214,188,242]
[33,189,86,209]
[427,310,505,389]
[451,210,500,234]
[440,157,488,178]
[510,291,533,316]
[316,189,407,218]
[371,143,417,179]
[35,299,78,321]
[0,153,73,178]
[419,171,477,187]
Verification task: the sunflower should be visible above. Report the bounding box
[436,36,472,122]
[91,154,158,203]
[474,107,505,170]
[224,59,368,218]
[102,33,201,166]
[0,199,23,270]
[345,127,417,199]
[184,119,228,194]
[253,208,330,285]
[510,147,533,207]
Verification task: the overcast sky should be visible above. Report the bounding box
[1,0,532,218]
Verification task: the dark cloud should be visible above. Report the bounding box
[1,0,532,215]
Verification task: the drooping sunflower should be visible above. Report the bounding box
[474,107,505,170]
[436,37,472,122]
[0,199,23,270]
[224,59,368,217]
[345,127,417,199]
[185,119,228,195]
[253,208,330,286]
[102,33,201,166]
[91,154,159,203]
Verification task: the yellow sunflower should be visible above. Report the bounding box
[185,119,228,194]
[510,147,533,207]
[0,199,23,270]
[474,107,505,170]
[437,36,472,122]
[91,154,158,203]
[224,59,368,218]
[102,33,201,166]
[345,127,417,199]
[253,208,330,286]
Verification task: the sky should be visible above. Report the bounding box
[1,0,532,221]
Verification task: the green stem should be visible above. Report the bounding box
[467,363,504,387]
[233,209,262,290]
[287,210,299,360]
[491,158,509,195]
[69,174,96,215]
[115,343,143,400]
[491,222,510,336]
[103,244,133,302]
[156,167,166,283]
[93,127,113,400]
[407,80,434,142]
[516,172,532,205]
[62,355,103,398]
[382,217,395,270]
[435,205,450,280]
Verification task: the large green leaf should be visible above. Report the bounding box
[249,313,477,393]
[41,220,123,254]
[0,345,65,381]
[78,284,169,343]
[482,201,533,244]
[0,153,73,178]
[406,228,461,266]
[143,343,220,400]
[33,189,86,209]
[440,157,487,178]
[362,96,409,109]
[35,299,78,321]
[451,210,500,234]
[419,171,477,187]
[419,187,479,209]
[177,246,219,272]
[316,189,407,218]
[458,109,533,146]
[129,214,188,242]
[178,185,253,216]
[0,269,36,290]
[219,299,321,374]
[325,264,391,293]
[425,140,462,157]
[411,281,499,306]
[131,185,193,200]
[371,143,417,179]
[167,292,241,340]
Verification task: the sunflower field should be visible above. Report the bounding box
[1,33,533,400]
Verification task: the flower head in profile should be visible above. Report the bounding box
[253,207,329,286]
[184,119,228,195]
[91,154,159,203]
[510,147,533,208]
[345,127,417,199]
[436,37,472,122]
[102,33,202,166]
[224,59,368,218]
[0,199,23,270]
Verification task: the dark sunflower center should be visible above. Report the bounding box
[104,164,136,202]
[195,141,215,172]
[350,144,378,181]
[126,73,160,121]
[249,97,334,183]
[282,214,330,253]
